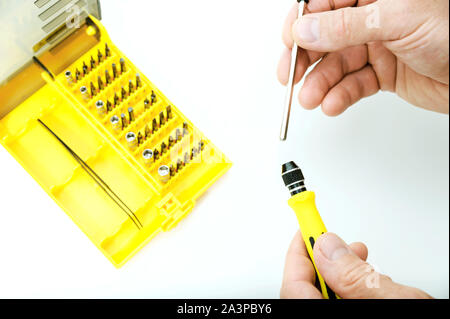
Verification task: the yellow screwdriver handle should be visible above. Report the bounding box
[288,191,338,299]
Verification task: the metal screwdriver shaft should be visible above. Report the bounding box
[280,0,307,141]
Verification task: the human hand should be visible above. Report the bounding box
[277,0,449,116]
[280,231,432,299]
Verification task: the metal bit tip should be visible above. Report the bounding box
[280,0,306,141]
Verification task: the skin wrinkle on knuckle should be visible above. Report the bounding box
[367,43,392,91]
[325,53,345,79]
[336,8,353,45]
[340,83,353,108]
[337,260,371,296]
[355,73,366,100]
[360,45,369,69]
[319,68,334,94]
[306,75,326,105]
[339,52,349,75]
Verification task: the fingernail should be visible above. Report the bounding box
[295,17,320,42]
[319,233,352,261]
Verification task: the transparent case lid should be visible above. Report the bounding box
[0,0,101,84]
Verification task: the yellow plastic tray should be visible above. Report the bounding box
[0,17,231,268]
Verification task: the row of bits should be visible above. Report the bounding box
[93,74,144,117]
[140,121,188,166]
[109,90,159,132]
[80,59,136,104]
[158,139,206,183]
[65,43,112,85]
[123,105,174,150]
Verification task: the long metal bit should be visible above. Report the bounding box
[280,0,307,141]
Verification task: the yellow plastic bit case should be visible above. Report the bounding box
[0,17,231,267]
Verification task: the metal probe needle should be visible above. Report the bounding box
[280,0,306,141]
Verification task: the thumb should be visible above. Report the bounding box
[292,0,417,52]
[313,233,432,299]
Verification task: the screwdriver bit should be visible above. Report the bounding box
[90,82,97,97]
[97,49,103,63]
[96,100,106,116]
[280,0,307,141]
[144,125,150,140]
[199,140,205,151]
[177,159,183,171]
[168,136,175,148]
[97,76,104,91]
[128,80,134,94]
[112,63,118,79]
[106,100,113,113]
[114,93,120,106]
[121,86,127,100]
[142,149,153,165]
[152,118,158,134]
[121,113,128,129]
[158,165,170,183]
[105,70,112,84]
[105,43,111,57]
[161,142,167,154]
[170,165,176,177]
[65,71,73,86]
[80,86,90,101]
[183,122,189,136]
[144,98,150,110]
[126,132,138,150]
[120,58,126,73]
[128,107,135,122]
[110,115,121,132]
[75,68,81,82]
[176,128,182,141]
[166,105,173,119]
[159,111,166,127]
[82,62,89,76]
[154,149,160,161]
[90,56,96,70]
[136,74,142,88]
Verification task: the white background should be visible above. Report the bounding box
[0,0,448,298]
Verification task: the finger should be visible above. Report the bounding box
[282,0,358,48]
[320,65,380,116]
[281,231,323,299]
[280,0,359,85]
[282,2,301,49]
[367,42,397,92]
[292,0,421,52]
[283,230,317,284]
[281,281,324,299]
[277,47,308,86]
[277,47,322,85]
[314,233,433,299]
[282,233,369,283]
[298,45,368,109]
[349,242,368,261]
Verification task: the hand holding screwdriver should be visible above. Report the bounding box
[281,232,433,299]
[278,0,449,116]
